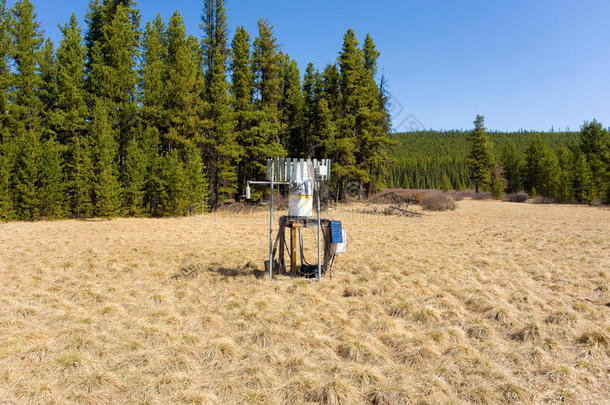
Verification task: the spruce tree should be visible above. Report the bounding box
[243,20,285,196]
[11,129,40,219]
[55,14,92,217]
[578,120,609,200]
[8,0,47,219]
[140,14,167,137]
[321,63,340,119]
[281,57,304,157]
[0,0,10,127]
[38,136,65,218]
[230,25,257,198]
[573,152,594,204]
[556,146,574,203]
[158,149,187,216]
[500,140,523,193]
[363,33,380,76]
[9,0,43,132]
[122,134,146,216]
[335,29,361,199]
[54,13,88,145]
[524,135,546,195]
[38,38,56,135]
[68,135,94,217]
[252,19,281,111]
[201,1,238,206]
[91,100,122,217]
[377,72,392,138]
[467,115,493,192]
[0,0,12,219]
[139,125,162,215]
[317,98,336,160]
[357,33,390,195]
[88,3,139,164]
[491,174,503,200]
[184,144,208,214]
[0,138,14,219]
[441,173,452,192]
[539,148,561,199]
[165,12,202,150]
[302,62,321,157]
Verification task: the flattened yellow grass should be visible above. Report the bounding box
[0,200,608,403]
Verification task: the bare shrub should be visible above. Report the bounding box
[450,190,492,200]
[420,191,456,211]
[531,195,554,204]
[503,192,529,203]
[472,191,493,200]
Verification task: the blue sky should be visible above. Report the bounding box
[24,0,610,132]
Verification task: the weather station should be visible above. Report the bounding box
[246,158,346,280]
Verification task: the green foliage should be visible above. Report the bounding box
[140,14,166,134]
[9,0,43,131]
[53,13,88,144]
[67,135,94,218]
[230,25,255,198]
[158,150,188,216]
[184,144,209,214]
[38,136,65,218]
[440,173,452,192]
[389,130,576,190]
[280,56,304,157]
[578,120,609,200]
[468,115,493,192]
[201,2,238,206]
[122,134,146,216]
[91,100,121,217]
[492,176,504,200]
[89,3,139,163]
[524,135,546,195]
[0,2,397,220]
[573,152,594,204]
[11,129,41,220]
[501,140,523,193]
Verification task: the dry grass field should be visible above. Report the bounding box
[0,200,609,404]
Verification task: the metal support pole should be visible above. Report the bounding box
[269,160,274,280]
[317,180,321,281]
[290,223,299,276]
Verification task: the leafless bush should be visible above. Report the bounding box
[503,192,529,203]
[449,190,492,201]
[531,195,554,204]
[420,191,456,211]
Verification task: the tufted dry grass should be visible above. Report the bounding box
[0,200,609,404]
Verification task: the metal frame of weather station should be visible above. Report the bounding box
[246,158,338,281]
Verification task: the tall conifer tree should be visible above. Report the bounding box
[230,25,256,198]
[467,114,493,193]
[0,0,13,218]
[335,29,362,199]
[201,0,238,206]
[280,56,304,157]
[500,140,523,194]
[140,14,166,137]
[91,100,122,217]
[578,120,609,200]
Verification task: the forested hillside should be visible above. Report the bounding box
[0,0,392,221]
[389,119,609,206]
[388,130,577,190]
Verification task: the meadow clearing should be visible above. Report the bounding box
[0,199,608,404]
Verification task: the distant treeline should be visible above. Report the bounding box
[389,130,573,189]
[0,0,391,221]
[390,121,610,204]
